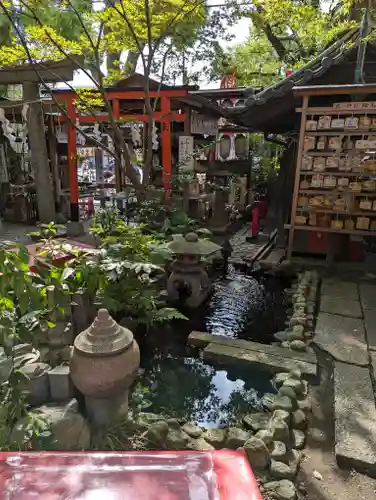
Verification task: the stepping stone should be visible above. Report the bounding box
[364,309,376,351]
[319,296,362,318]
[203,343,317,380]
[334,362,376,474]
[321,280,359,300]
[359,283,376,311]
[314,313,368,366]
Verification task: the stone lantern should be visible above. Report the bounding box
[70,309,140,426]
[166,232,221,308]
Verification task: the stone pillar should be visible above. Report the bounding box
[70,309,140,427]
[211,188,229,228]
[23,83,56,222]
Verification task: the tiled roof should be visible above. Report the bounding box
[224,28,361,128]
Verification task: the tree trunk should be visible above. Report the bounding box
[23,83,56,223]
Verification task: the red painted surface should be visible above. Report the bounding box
[258,199,267,219]
[161,96,172,195]
[0,450,262,500]
[25,240,94,272]
[251,205,260,238]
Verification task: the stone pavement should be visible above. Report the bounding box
[229,226,270,266]
[314,277,376,475]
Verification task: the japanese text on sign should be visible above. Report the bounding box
[178,136,194,170]
[333,102,376,110]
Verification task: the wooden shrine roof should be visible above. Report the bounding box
[224,28,376,134]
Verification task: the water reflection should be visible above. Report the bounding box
[137,355,275,428]
[203,269,288,342]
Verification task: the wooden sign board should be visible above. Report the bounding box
[178,135,194,170]
[333,101,376,111]
[191,113,218,136]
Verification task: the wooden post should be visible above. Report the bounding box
[161,97,172,197]
[287,95,309,260]
[23,83,56,222]
[66,98,79,222]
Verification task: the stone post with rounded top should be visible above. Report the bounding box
[70,308,140,427]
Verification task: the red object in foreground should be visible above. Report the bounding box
[0,450,262,500]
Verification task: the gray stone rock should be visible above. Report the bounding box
[290,340,307,352]
[287,331,304,342]
[264,479,296,500]
[226,427,250,449]
[167,418,181,429]
[48,365,73,402]
[274,331,288,342]
[244,437,270,469]
[270,460,296,481]
[165,427,190,450]
[287,449,301,471]
[274,373,290,388]
[283,379,305,397]
[243,412,270,432]
[146,421,169,446]
[291,429,305,450]
[272,396,293,413]
[255,429,274,446]
[186,437,214,451]
[289,316,306,327]
[271,410,290,426]
[138,412,165,428]
[271,441,287,462]
[182,423,202,439]
[270,420,290,443]
[289,369,302,380]
[20,362,51,406]
[11,399,90,450]
[281,341,291,349]
[204,428,227,448]
[292,409,307,430]
[278,385,297,401]
[262,393,277,411]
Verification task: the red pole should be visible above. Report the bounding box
[67,98,79,221]
[251,205,260,238]
[161,97,172,199]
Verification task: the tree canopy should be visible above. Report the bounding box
[0,0,221,190]
[218,0,363,87]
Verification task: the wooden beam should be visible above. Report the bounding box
[53,89,189,100]
[57,112,186,123]
[293,84,376,97]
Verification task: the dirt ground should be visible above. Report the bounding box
[297,350,376,500]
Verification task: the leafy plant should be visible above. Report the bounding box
[27,222,66,242]
[0,241,70,450]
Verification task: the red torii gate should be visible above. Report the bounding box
[52,86,190,221]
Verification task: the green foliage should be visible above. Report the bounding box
[87,207,186,327]
[0,241,71,450]
[221,0,359,87]
[250,133,283,186]
[27,222,66,241]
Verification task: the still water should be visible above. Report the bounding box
[136,271,285,428]
[201,268,288,342]
[137,354,275,428]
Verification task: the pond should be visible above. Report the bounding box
[189,267,289,343]
[137,349,275,429]
[134,269,287,428]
